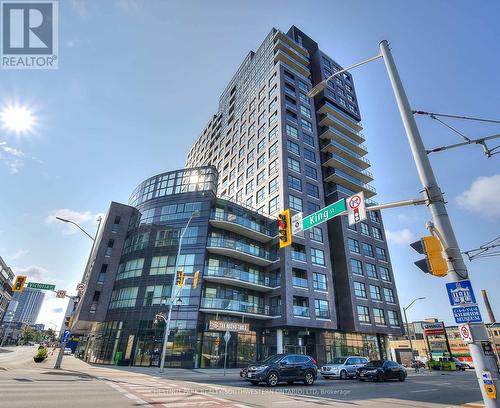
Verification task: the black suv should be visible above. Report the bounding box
[244,354,318,386]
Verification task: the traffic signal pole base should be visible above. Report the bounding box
[54,343,66,369]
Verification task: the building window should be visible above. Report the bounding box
[257,169,266,185]
[105,239,114,257]
[372,226,383,240]
[245,180,254,195]
[312,273,327,291]
[269,142,278,158]
[289,194,303,211]
[308,201,320,213]
[293,296,309,317]
[269,159,278,174]
[287,157,301,173]
[269,125,278,141]
[287,139,300,155]
[351,258,363,275]
[257,154,266,169]
[247,149,254,162]
[143,285,172,306]
[269,177,279,194]
[269,196,279,214]
[310,226,323,243]
[357,305,370,323]
[246,164,254,178]
[354,281,367,298]
[366,263,377,279]
[360,223,370,236]
[302,133,314,147]
[305,164,317,180]
[380,266,391,282]
[373,308,386,325]
[286,124,298,138]
[369,211,380,223]
[301,119,313,133]
[97,264,107,283]
[303,149,316,163]
[117,258,144,280]
[288,175,302,191]
[256,187,265,203]
[376,247,387,261]
[369,284,382,301]
[384,287,395,303]
[388,310,400,326]
[315,299,330,319]
[306,183,319,198]
[311,248,325,266]
[362,243,374,257]
[292,268,308,288]
[298,81,309,92]
[348,238,360,253]
[109,287,138,309]
[300,105,312,119]
[257,139,265,153]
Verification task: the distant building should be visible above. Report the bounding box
[4,288,45,325]
[0,257,14,323]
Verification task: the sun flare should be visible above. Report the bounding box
[0,104,37,135]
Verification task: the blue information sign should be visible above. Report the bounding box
[452,305,482,324]
[61,329,72,343]
[446,279,476,307]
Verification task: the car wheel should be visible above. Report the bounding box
[266,371,279,387]
[304,370,315,386]
[376,373,384,382]
[250,381,259,385]
[339,370,348,380]
[398,372,405,382]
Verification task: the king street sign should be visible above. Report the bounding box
[302,198,346,231]
[446,279,476,306]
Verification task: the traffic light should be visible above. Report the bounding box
[12,275,27,292]
[277,209,292,248]
[192,271,199,289]
[410,235,448,277]
[176,270,185,287]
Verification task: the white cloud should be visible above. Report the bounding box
[13,265,50,282]
[386,228,415,245]
[7,249,29,261]
[397,212,420,224]
[71,0,88,18]
[0,141,43,173]
[45,209,104,235]
[457,174,500,217]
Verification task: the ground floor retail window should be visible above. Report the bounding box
[200,331,257,368]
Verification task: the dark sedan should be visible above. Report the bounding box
[357,360,407,382]
[244,354,318,387]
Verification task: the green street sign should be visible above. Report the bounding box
[302,198,346,231]
[27,282,56,291]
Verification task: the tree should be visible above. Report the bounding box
[19,326,38,344]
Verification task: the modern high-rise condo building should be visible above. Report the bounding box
[73,26,403,368]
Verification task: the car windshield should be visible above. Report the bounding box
[257,355,284,365]
[365,360,384,368]
[327,358,347,365]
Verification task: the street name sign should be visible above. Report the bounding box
[302,198,346,231]
[347,192,367,225]
[446,279,476,306]
[27,282,56,291]
[453,305,482,324]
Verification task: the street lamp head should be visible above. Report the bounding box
[192,210,200,217]
[307,80,326,98]
[418,297,426,300]
[176,298,182,306]
[55,216,70,223]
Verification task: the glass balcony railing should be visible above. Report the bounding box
[205,266,277,288]
[319,100,362,129]
[211,211,274,237]
[324,168,376,193]
[293,305,310,317]
[292,277,308,288]
[319,113,365,141]
[320,127,367,153]
[200,297,271,316]
[207,237,278,262]
[326,154,373,179]
[291,251,307,262]
[324,140,370,165]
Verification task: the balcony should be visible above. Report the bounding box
[206,237,278,266]
[291,251,307,262]
[200,297,273,319]
[274,31,309,57]
[204,266,277,292]
[319,127,368,156]
[274,49,310,78]
[318,114,365,144]
[323,154,374,183]
[324,168,377,198]
[321,139,370,169]
[293,305,310,318]
[209,211,274,243]
[273,38,309,66]
[292,276,308,288]
[317,100,362,132]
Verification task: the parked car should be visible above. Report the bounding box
[357,360,407,382]
[244,354,318,387]
[321,356,369,379]
[452,357,467,371]
[64,347,72,355]
[239,367,247,378]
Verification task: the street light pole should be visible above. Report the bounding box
[159,212,198,373]
[402,297,425,363]
[380,40,500,407]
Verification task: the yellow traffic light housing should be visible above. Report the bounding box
[12,275,27,292]
[277,209,292,248]
[192,271,199,289]
[176,270,185,287]
[410,235,448,277]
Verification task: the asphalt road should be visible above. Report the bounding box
[0,347,485,408]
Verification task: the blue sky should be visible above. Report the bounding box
[0,0,499,330]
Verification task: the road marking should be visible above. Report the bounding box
[410,388,439,393]
[163,402,220,407]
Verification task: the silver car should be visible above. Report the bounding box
[321,356,369,379]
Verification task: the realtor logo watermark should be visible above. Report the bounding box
[1,0,58,69]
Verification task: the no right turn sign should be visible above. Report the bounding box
[347,192,367,225]
[459,323,473,343]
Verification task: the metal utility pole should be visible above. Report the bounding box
[482,290,497,324]
[380,40,499,407]
[403,297,425,364]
